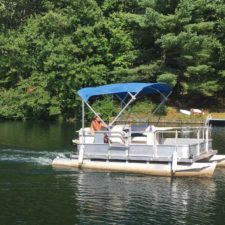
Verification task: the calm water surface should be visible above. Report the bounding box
[1,121,225,225]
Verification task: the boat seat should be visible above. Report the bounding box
[109,125,126,144]
[78,127,94,144]
[131,136,147,144]
[131,125,155,145]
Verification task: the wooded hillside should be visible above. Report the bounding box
[0,0,225,119]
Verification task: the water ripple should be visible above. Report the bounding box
[72,172,221,225]
[0,148,71,165]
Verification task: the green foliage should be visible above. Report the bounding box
[0,89,23,119]
[0,0,225,120]
[129,98,167,119]
[157,73,177,87]
[87,96,120,122]
[130,99,156,115]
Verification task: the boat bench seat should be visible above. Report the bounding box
[131,136,147,144]
[131,129,155,145]
[78,127,94,144]
[109,125,126,144]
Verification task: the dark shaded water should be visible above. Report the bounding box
[1,121,225,225]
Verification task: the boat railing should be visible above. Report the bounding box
[79,126,211,161]
[155,127,210,158]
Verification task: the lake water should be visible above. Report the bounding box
[1,121,225,225]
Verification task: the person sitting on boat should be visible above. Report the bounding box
[90,113,109,143]
[90,113,105,133]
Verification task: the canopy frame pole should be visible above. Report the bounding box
[78,100,85,166]
[152,91,172,114]
[146,88,172,120]
[109,92,138,126]
[82,100,85,141]
[85,101,108,128]
[117,93,142,123]
[116,93,129,107]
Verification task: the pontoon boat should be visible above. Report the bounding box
[52,83,225,177]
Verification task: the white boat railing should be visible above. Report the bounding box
[78,126,212,161]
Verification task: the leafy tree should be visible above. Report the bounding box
[0,0,225,120]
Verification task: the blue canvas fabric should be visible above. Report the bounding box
[78,82,172,102]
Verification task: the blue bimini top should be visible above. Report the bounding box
[78,82,172,102]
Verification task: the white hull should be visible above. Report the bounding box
[52,157,217,177]
[209,155,225,167]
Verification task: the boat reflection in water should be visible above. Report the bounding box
[73,170,217,224]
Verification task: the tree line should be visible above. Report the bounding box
[0,0,225,120]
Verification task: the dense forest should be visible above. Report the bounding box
[0,0,225,120]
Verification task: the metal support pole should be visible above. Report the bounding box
[175,130,178,151]
[151,91,172,115]
[78,100,85,166]
[197,130,200,155]
[206,127,209,152]
[82,100,85,143]
[153,131,157,157]
[147,90,172,120]
[109,92,136,126]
